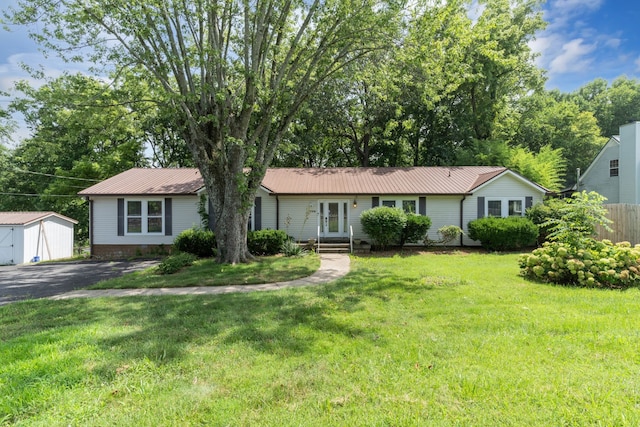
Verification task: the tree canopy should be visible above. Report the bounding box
[6,0,401,263]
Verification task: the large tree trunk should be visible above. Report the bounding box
[190,133,258,264]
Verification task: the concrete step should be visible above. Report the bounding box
[316,243,351,253]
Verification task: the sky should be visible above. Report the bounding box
[0,0,639,144]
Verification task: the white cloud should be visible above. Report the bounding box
[549,38,596,74]
[553,0,603,12]
[605,38,622,49]
[635,56,640,72]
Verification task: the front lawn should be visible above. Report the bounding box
[88,254,320,289]
[2,252,639,425]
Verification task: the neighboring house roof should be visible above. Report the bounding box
[0,211,78,226]
[78,168,204,196]
[78,166,546,197]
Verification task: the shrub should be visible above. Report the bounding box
[247,229,289,255]
[157,252,197,275]
[468,216,538,251]
[400,213,432,248]
[526,198,565,244]
[519,239,640,289]
[281,239,307,257]
[360,207,407,249]
[542,191,612,249]
[173,228,216,258]
[425,225,464,246]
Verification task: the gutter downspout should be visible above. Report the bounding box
[459,195,466,247]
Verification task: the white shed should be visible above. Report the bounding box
[0,212,78,265]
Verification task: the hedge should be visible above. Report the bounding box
[468,216,538,251]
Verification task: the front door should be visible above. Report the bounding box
[318,200,349,238]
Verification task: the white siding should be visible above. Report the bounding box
[92,196,201,245]
[275,196,366,240]
[257,188,277,230]
[425,196,464,244]
[619,122,640,204]
[21,217,75,262]
[463,173,546,246]
[579,138,620,203]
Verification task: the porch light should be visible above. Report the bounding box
[353,199,357,208]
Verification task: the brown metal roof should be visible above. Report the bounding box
[261,166,508,195]
[78,166,512,196]
[0,211,78,226]
[78,168,203,196]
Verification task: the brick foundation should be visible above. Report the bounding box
[91,244,173,259]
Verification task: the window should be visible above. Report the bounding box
[486,198,525,217]
[126,200,163,234]
[508,200,523,216]
[488,200,502,217]
[381,199,418,214]
[610,159,619,177]
[127,201,142,233]
[402,200,416,214]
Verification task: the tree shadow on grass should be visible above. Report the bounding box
[0,260,446,420]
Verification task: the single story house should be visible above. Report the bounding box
[0,212,78,265]
[578,121,640,204]
[78,166,548,257]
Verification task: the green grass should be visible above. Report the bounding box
[88,254,320,289]
[2,251,640,425]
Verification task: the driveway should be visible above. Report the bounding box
[0,260,158,306]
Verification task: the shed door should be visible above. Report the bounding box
[0,227,14,265]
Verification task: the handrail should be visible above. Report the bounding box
[349,225,353,254]
[317,225,320,254]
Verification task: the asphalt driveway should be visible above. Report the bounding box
[0,260,158,306]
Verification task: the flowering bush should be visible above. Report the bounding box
[519,239,640,289]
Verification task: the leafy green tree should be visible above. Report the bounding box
[457,140,565,191]
[543,191,612,249]
[496,91,605,187]
[568,77,640,137]
[6,0,401,263]
[4,74,150,239]
[395,0,545,165]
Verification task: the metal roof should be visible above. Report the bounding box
[261,167,507,195]
[78,166,514,196]
[0,212,78,226]
[78,168,204,196]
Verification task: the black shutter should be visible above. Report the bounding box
[419,197,426,215]
[254,197,262,231]
[372,197,379,208]
[525,196,533,210]
[477,197,485,218]
[165,198,172,236]
[117,198,125,236]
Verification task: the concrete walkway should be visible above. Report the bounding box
[49,253,350,300]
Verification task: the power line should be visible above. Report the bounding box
[0,192,82,198]
[13,168,102,182]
